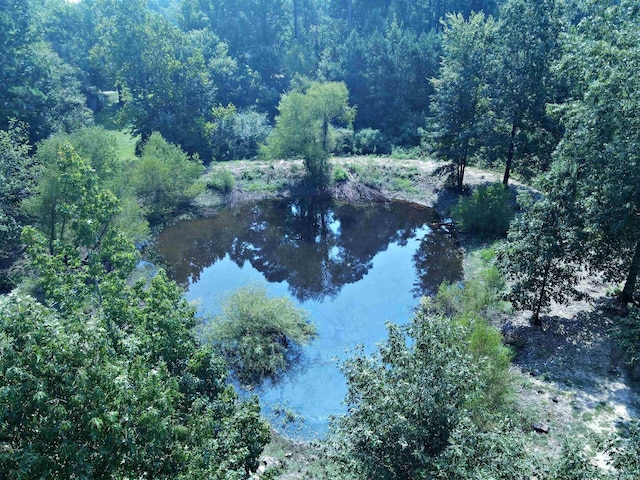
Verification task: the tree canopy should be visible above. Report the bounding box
[263,80,355,189]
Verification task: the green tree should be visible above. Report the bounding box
[132,132,203,222]
[332,297,519,479]
[0,121,33,263]
[33,127,149,244]
[3,147,270,477]
[92,0,221,160]
[0,121,34,291]
[498,177,584,325]
[490,0,560,186]
[0,0,92,142]
[40,0,107,92]
[205,284,317,387]
[25,143,120,258]
[536,0,640,303]
[324,24,441,145]
[0,279,270,479]
[427,12,496,190]
[263,80,355,189]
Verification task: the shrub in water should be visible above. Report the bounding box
[205,284,316,387]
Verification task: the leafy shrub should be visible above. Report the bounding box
[333,165,349,183]
[549,435,603,479]
[390,145,422,159]
[354,128,389,154]
[207,168,235,193]
[452,183,515,237]
[610,420,640,479]
[210,108,272,161]
[132,132,203,222]
[436,416,535,479]
[331,127,355,155]
[332,301,523,479]
[205,285,317,387]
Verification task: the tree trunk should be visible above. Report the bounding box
[322,116,329,153]
[621,239,640,304]
[503,122,517,186]
[117,84,124,106]
[532,258,552,326]
[457,155,466,191]
[347,0,353,29]
[48,201,56,255]
[293,0,299,40]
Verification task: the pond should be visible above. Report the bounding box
[156,196,462,439]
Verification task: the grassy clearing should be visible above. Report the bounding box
[93,91,139,162]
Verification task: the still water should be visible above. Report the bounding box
[157,197,462,439]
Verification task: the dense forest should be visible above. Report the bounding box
[1,0,640,478]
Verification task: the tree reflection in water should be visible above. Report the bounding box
[157,197,462,302]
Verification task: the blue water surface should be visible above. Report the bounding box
[157,198,461,439]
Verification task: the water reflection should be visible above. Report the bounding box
[157,197,464,438]
[157,197,458,301]
[413,226,463,295]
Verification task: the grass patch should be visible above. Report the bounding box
[206,168,235,193]
[92,91,139,162]
[110,129,139,162]
[390,177,417,193]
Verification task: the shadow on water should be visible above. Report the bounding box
[158,197,460,301]
[156,197,464,438]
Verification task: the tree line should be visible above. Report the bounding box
[2,0,640,477]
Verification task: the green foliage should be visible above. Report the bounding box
[263,81,355,189]
[207,167,236,193]
[498,174,585,324]
[354,128,389,154]
[610,420,640,479]
[0,121,33,261]
[431,264,514,413]
[31,127,149,243]
[0,0,92,143]
[92,1,226,161]
[25,143,122,260]
[549,436,602,480]
[435,416,534,479]
[132,132,203,222]
[210,108,272,161]
[452,183,515,238]
[434,262,507,322]
[489,0,561,185]
[2,155,270,478]
[205,284,317,387]
[332,300,523,479]
[323,21,442,145]
[548,0,640,303]
[0,280,270,479]
[427,12,497,190]
[332,165,349,183]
